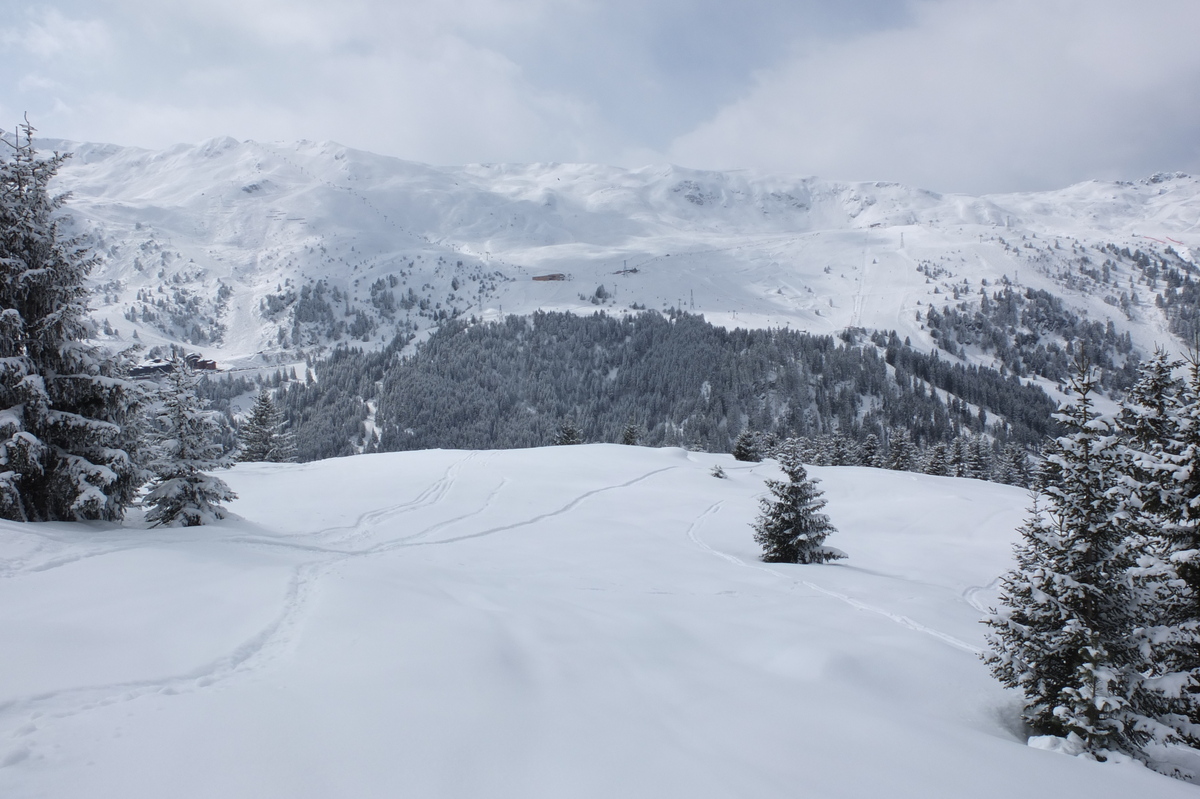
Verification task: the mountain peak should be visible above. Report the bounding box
[35,137,1199,368]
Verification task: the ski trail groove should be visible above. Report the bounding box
[685,501,735,563]
[372,476,511,550]
[0,557,328,735]
[317,451,479,544]
[962,575,1001,614]
[685,510,981,654]
[0,461,675,759]
[2,529,265,579]
[797,579,981,654]
[407,465,681,547]
[0,453,485,579]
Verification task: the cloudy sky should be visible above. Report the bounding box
[2,0,1198,193]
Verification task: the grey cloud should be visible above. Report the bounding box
[3,0,1196,193]
[668,0,1200,193]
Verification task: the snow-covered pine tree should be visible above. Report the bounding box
[967,435,994,481]
[732,429,761,462]
[753,441,845,564]
[829,433,856,466]
[553,420,582,445]
[857,433,883,468]
[886,428,918,471]
[983,363,1136,757]
[143,360,236,526]
[949,435,971,477]
[1120,351,1200,764]
[807,435,832,466]
[1118,348,1180,461]
[0,120,145,521]
[619,421,641,446]
[921,442,952,476]
[238,388,296,462]
[995,444,1031,487]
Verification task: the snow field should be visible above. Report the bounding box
[0,445,1195,797]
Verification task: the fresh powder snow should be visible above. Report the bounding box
[1,445,1195,797]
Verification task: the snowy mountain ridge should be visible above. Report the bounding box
[39,136,1200,369]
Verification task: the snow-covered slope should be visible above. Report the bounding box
[1,445,1195,797]
[42,137,1200,367]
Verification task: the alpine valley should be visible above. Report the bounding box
[4,135,1200,797]
[51,136,1200,366]
[42,136,1200,456]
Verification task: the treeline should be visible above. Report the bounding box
[277,310,1058,462]
[734,429,1032,487]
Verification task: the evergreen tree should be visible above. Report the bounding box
[619,421,642,446]
[886,428,918,471]
[829,433,855,466]
[1118,348,1180,459]
[732,429,761,462]
[949,435,971,477]
[1121,352,1200,763]
[921,442,952,476]
[553,419,583,445]
[983,364,1136,757]
[0,120,145,521]
[995,444,1031,487]
[792,437,819,465]
[809,434,833,466]
[857,433,883,468]
[753,441,845,564]
[967,435,994,481]
[143,360,236,526]
[238,389,296,462]
[287,310,1056,460]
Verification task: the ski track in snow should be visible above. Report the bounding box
[370,475,511,549]
[316,451,483,545]
[962,575,1002,614]
[0,558,327,741]
[799,578,982,655]
[684,500,981,654]
[0,460,684,752]
[0,451,489,578]
[0,528,252,580]
[404,464,681,548]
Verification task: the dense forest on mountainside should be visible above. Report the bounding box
[248,311,1058,462]
[918,285,1139,391]
[1102,243,1200,343]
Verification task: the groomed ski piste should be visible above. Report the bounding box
[1,445,1196,797]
